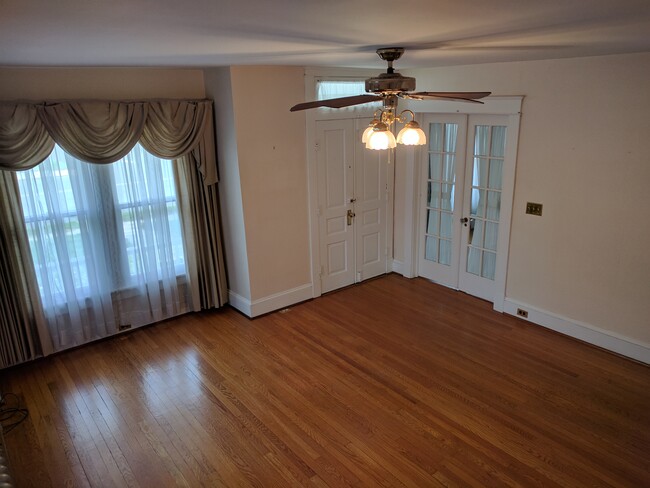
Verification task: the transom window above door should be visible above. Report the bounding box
[316,80,368,111]
[316,80,366,100]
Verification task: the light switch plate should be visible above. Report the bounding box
[526,202,543,216]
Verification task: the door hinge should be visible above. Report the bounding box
[317,206,322,217]
[315,140,321,152]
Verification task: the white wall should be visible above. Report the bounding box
[397,52,650,349]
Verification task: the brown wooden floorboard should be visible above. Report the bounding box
[2,274,649,487]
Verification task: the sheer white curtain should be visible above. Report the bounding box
[0,100,226,365]
[16,144,189,351]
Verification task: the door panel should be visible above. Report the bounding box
[417,114,467,287]
[354,127,388,281]
[317,120,355,292]
[316,118,388,293]
[458,117,509,302]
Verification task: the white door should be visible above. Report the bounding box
[418,114,517,304]
[316,118,388,293]
[354,128,388,282]
[417,114,467,288]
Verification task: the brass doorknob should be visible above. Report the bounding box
[347,209,356,226]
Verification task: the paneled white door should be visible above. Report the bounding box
[316,118,388,293]
[418,114,517,304]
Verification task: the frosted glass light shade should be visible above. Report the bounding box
[396,122,427,146]
[361,125,375,144]
[366,125,396,150]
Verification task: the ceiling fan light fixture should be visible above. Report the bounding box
[361,111,382,144]
[366,122,396,150]
[396,120,426,146]
[361,125,375,144]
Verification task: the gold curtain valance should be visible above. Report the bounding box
[0,99,217,184]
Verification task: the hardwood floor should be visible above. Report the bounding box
[2,274,649,487]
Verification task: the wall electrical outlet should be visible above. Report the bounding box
[516,308,529,318]
[526,202,543,216]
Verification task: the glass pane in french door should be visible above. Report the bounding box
[466,125,506,280]
[424,122,458,266]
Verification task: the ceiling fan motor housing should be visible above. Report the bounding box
[365,72,416,94]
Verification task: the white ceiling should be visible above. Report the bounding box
[1,0,650,68]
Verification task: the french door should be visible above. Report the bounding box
[315,118,388,293]
[418,113,517,304]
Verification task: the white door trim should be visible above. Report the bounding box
[402,96,523,311]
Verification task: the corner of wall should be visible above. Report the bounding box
[203,67,252,309]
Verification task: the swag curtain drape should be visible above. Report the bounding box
[0,172,52,366]
[0,100,217,184]
[0,100,227,367]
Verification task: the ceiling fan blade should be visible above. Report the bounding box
[411,91,491,100]
[290,94,382,112]
[403,91,491,103]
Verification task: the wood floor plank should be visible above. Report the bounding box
[1,274,649,487]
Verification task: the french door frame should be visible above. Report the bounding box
[401,96,523,312]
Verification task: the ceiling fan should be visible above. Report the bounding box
[290,47,490,110]
[290,47,490,149]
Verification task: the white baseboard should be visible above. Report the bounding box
[250,283,313,317]
[229,283,313,318]
[391,259,404,275]
[503,298,650,364]
[227,290,252,317]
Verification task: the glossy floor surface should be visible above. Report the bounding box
[2,275,649,487]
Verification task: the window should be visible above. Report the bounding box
[316,79,369,111]
[16,144,186,307]
[316,79,366,100]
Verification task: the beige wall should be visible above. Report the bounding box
[204,67,252,301]
[229,66,311,300]
[0,67,205,100]
[398,52,650,345]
